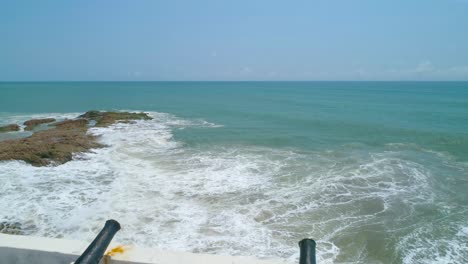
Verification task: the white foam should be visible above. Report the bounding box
[1,111,467,263]
[0,112,80,126]
[398,223,468,264]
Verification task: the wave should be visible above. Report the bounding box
[0,112,81,131]
[0,111,467,263]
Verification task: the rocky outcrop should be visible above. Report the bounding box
[23,118,56,131]
[51,118,88,129]
[78,110,152,127]
[0,111,152,166]
[0,124,20,133]
[0,222,23,235]
[0,119,101,166]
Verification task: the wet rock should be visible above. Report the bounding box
[117,120,137,124]
[0,111,152,166]
[0,221,23,235]
[23,118,56,131]
[0,118,100,166]
[79,110,152,127]
[0,124,20,133]
[50,119,88,129]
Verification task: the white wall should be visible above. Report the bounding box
[0,234,287,264]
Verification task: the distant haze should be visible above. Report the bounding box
[1,0,468,81]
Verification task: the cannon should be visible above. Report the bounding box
[73,219,316,264]
[73,219,121,264]
[298,238,317,264]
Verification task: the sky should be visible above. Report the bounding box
[1,0,468,81]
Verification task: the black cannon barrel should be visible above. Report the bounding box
[298,238,316,264]
[74,219,121,264]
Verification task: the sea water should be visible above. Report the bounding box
[0,82,467,263]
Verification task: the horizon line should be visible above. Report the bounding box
[1,80,468,83]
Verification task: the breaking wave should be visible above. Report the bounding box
[0,111,467,263]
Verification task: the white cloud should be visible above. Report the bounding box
[218,62,468,81]
[348,61,468,80]
[414,61,434,73]
[127,71,143,78]
[267,71,277,77]
[443,65,468,75]
[240,67,252,74]
[409,61,468,80]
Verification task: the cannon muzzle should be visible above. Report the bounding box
[74,219,121,264]
[298,238,316,264]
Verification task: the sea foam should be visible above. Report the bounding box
[0,111,467,263]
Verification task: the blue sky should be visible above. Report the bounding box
[1,0,468,81]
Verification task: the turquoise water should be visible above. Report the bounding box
[1,82,467,263]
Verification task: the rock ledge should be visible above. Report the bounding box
[0,111,152,166]
[0,124,20,133]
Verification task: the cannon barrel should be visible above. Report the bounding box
[298,239,316,264]
[74,219,121,264]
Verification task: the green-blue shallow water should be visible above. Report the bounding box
[0,82,467,263]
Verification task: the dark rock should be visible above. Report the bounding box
[79,111,152,127]
[23,118,56,131]
[0,111,152,166]
[0,221,23,235]
[50,119,88,129]
[0,124,20,133]
[117,120,137,124]
[0,119,100,166]
[1,132,99,166]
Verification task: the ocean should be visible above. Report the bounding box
[0,81,467,263]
